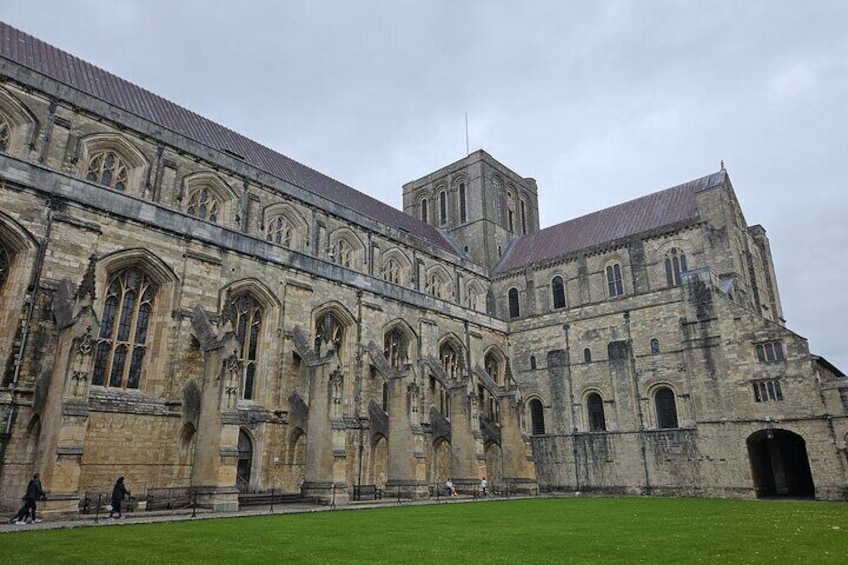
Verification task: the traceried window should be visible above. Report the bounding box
[529,399,545,435]
[426,272,446,299]
[484,352,501,385]
[439,190,447,225]
[664,248,688,287]
[420,198,429,223]
[459,183,467,223]
[466,286,480,311]
[440,342,461,379]
[756,342,785,363]
[0,116,9,152]
[315,312,344,355]
[551,276,566,309]
[231,294,263,400]
[753,379,784,403]
[331,239,352,268]
[266,216,293,247]
[587,393,606,432]
[92,268,155,389]
[655,387,678,429]
[508,287,520,319]
[382,257,402,285]
[0,242,9,288]
[606,263,624,298]
[86,150,130,191]
[384,328,408,369]
[186,187,220,223]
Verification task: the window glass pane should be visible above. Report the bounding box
[109,344,127,387]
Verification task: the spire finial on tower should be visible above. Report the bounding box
[720,159,725,170]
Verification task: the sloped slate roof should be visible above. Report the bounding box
[494,171,726,275]
[0,22,458,254]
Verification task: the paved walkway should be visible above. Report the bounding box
[0,494,502,533]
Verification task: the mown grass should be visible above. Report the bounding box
[2,497,847,564]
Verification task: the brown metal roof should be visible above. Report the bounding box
[0,22,459,254]
[493,171,726,275]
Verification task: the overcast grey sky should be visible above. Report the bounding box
[4,1,846,370]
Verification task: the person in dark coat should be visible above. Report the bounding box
[11,473,46,524]
[108,476,131,519]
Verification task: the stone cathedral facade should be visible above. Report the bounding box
[0,23,845,515]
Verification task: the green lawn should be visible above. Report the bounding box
[2,498,847,564]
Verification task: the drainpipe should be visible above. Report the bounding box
[0,199,57,473]
[624,311,651,494]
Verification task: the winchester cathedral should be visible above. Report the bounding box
[1,23,846,515]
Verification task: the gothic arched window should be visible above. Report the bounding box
[420,198,428,223]
[484,351,501,385]
[231,293,263,400]
[315,312,344,355]
[440,342,461,379]
[266,215,293,247]
[382,257,401,285]
[551,276,566,309]
[459,182,467,223]
[606,263,624,298]
[583,348,592,363]
[0,242,9,289]
[186,187,220,223]
[520,199,528,235]
[507,191,515,232]
[331,239,352,268]
[587,393,606,432]
[508,287,520,319]
[665,248,688,287]
[384,328,408,369]
[529,398,545,435]
[92,268,155,389]
[0,116,9,152]
[438,190,447,225]
[655,387,679,429]
[426,271,446,299]
[650,338,660,355]
[86,150,130,191]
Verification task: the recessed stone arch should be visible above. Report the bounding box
[424,264,452,300]
[96,247,178,288]
[482,345,508,386]
[78,132,150,194]
[262,201,309,251]
[181,171,239,225]
[221,277,281,313]
[328,226,365,269]
[380,247,412,286]
[465,279,486,312]
[0,86,39,155]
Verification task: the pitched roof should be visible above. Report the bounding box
[0,22,459,254]
[493,171,726,275]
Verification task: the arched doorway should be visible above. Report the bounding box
[236,429,253,493]
[747,429,815,498]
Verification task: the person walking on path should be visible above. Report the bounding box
[108,476,131,519]
[480,477,488,497]
[11,473,46,524]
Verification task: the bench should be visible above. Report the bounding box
[352,485,383,501]
[144,487,193,511]
[238,491,306,507]
[80,491,138,514]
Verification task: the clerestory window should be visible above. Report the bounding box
[606,263,624,298]
[266,216,293,247]
[86,150,130,191]
[186,187,220,223]
[665,248,688,287]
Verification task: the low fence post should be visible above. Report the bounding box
[331,483,336,509]
[269,488,275,514]
[94,493,102,524]
[190,489,197,518]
